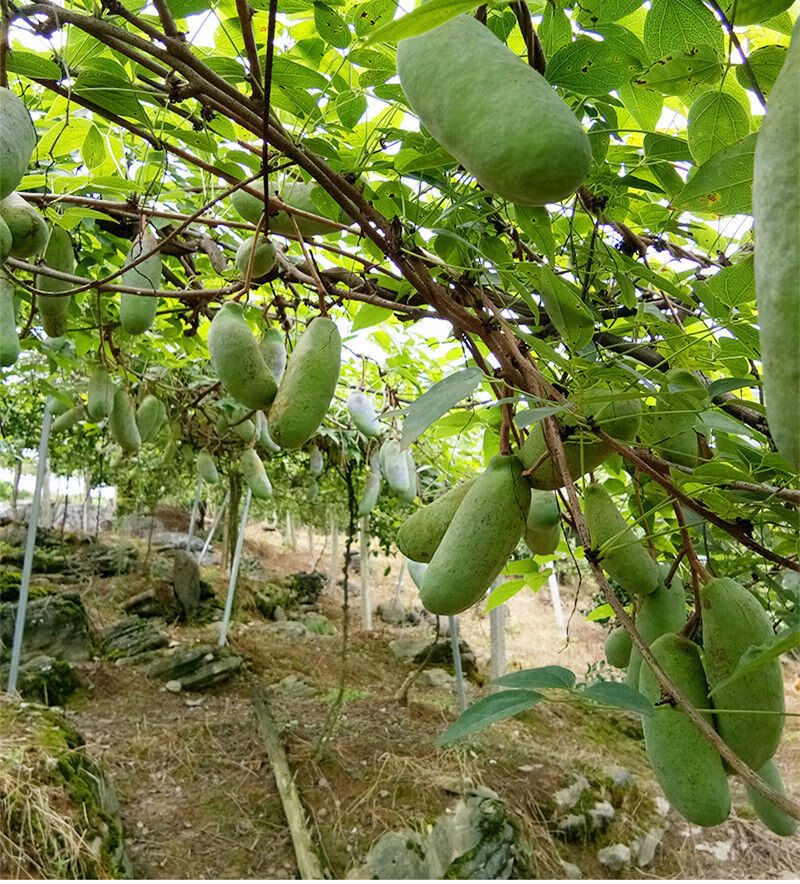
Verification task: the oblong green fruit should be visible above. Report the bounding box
[268,316,341,450]
[639,634,731,827]
[0,194,48,258]
[197,448,219,484]
[627,570,687,689]
[231,177,335,236]
[745,760,798,837]
[358,469,381,517]
[700,577,785,771]
[397,480,475,563]
[0,215,11,263]
[0,89,36,200]
[399,449,417,503]
[120,231,161,335]
[241,448,272,499]
[256,410,281,453]
[420,455,530,616]
[35,226,74,338]
[726,0,793,24]
[87,366,114,421]
[0,278,20,367]
[306,478,319,502]
[109,389,141,453]
[260,328,286,383]
[396,14,591,205]
[234,418,256,442]
[605,627,632,669]
[51,405,85,433]
[347,390,382,437]
[525,490,560,555]
[235,235,277,277]
[136,394,165,443]
[207,302,278,411]
[380,439,410,495]
[753,18,800,470]
[309,446,323,477]
[584,483,660,596]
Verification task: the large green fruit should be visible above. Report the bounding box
[627,569,687,689]
[51,405,85,433]
[745,760,798,837]
[268,316,341,450]
[584,483,660,596]
[358,469,381,516]
[234,418,256,442]
[109,389,141,453]
[396,14,591,205]
[380,439,410,495]
[726,0,793,24]
[639,634,731,827]
[197,448,219,484]
[753,18,800,470]
[231,177,336,236]
[36,226,74,338]
[136,394,166,443]
[0,215,12,263]
[0,89,36,199]
[0,194,48,258]
[235,235,277,277]
[120,231,161,335]
[87,366,114,421]
[0,279,20,367]
[241,448,272,499]
[605,627,632,669]
[260,328,286,383]
[700,577,785,771]
[207,302,278,411]
[525,490,560,556]
[396,480,475,563]
[347,390,382,437]
[420,455,530,616]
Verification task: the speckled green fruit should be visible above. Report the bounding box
[260,328,286,383]
[726,0,793,24]
[109,390,141,453]
[0,215,11,263]
[358,469,381,517]
[35,227,74,338]
[584,483,660,596]
[231,178,335,236]
[87,366,114,421]
[197,448,219,484]
[627,569,687,689]
[207,302,278,411]
[51,405,85,433]
[241,448,272,499]
[347,390,382,436]
[753,18,800,470]
[136,395,165,443]
[119,231,161,335]
[640,634,731,827]
[397,14,591,205]
[0,278,20,367]
[401,448,419,502]
[0,89,36,199]
[700,577,785,771]
[380,439,410,495]
[268,317,341,450]
[256,411,281,453]
[525,490,560,555]
[0,194,48,258]
[745,760,798,837]
[420,455,530,616]
[397,480,475,563]
[235,235,277,277]
[605,627,632,669]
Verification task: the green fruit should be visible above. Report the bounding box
[358,469,381,516]
[0,194,48,258]
[347,390,382,436]
[525,490,560,556]
[51,405,85,433]
[136,394,166,443]
[380,439,410,495]
[207,302,278,411]
[241,448,272,499]
[0,89,36,200]
[109,389,141,453]
[260,328,286,383]
[120,231,161,335]
[0,215,12,263]
[745,760,798,837]
[584,483,660,596]
[399,449,417,503]
[700,577,785,771]
[420,455,530,616]
[235,235,277,277]
[35,226,74,338]
[306,478,319,502]
[268,316,341,450]
[639,634,731,827]
[309,446,323,477]
[0,278,20,367]
[234,418,256,442]
[87,366,114,421]
[231,177,335,236]
[627,570,687,689]
[197,448,219,484]
[397,480,475,563]
[256,410,281,453]
[605,627,632,669]
[397,14,591,205]
[653,426,700,468]
[753,18,800,470]
[726,0,793,24]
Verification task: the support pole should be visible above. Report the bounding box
[328,519,338,591]
[219,488,252,647]
[548,564,566,632]
[307,523,314,564]
[359,514,371,630]
[186,479,202,552]
[198,491,229,564]
[449,616,467,713]
[391,556,406,606]
[7,398,54,694]
[489,604,507,690]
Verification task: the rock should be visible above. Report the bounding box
[88,541,138,576]
[418,668,454,688]
[413,638,478,680]
[376,600,405,625]
[696,839,734,862]
[607,765,635,806]
[122,589,163,619]
[302,612,336,635]
[273,674,318,698]
[553,775,590,813]
[556,814,587,841]
[587,800,615,832]
[389,636,431,662]
[349,829,427,879]
[172,549,201,619]
[0,592,90,661]
[147,644,244,691]
[165,679,182,693]
[100,617,168,660]
[287,570,325,605]
[0,654,79,706]
[560,861,583,879]
[271,620,307,638]
[152,531,205,551]
[597,844,630,872]
[273,605,287,622]
[634,826,664,867]
[404,610,421,626]
[653,796,671,818]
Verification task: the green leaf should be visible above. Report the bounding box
[698,254,755,308]
[494,665,576,691]
[618,81,663,131]
[687,91,750,164]
[635,45,723,95]
[735,44,787,97]
[546,35,643,96]
[513,206,554,264]
[352,0,396,37]
[536,268,595,353]
[273,58,328,89]
[401,367,484,448]
[365,0,476,45]
[81,125,106,169]
[514,404,569,428]
[314,2,351,48]
[643,133,692,162]
[672,133,756,216]
[579,680,654,717]
[707,377,755,397]
[575,0,642,26]
[643,0,724,61]
[6,50,62,80]
[165,0,210,17]
[72,71,150,124]
[335,91,367,127]
[351,302,393,331]
[485,578,526,610]
[438,689,543,745]
[708,629,800,696]
[586,603,615,621]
